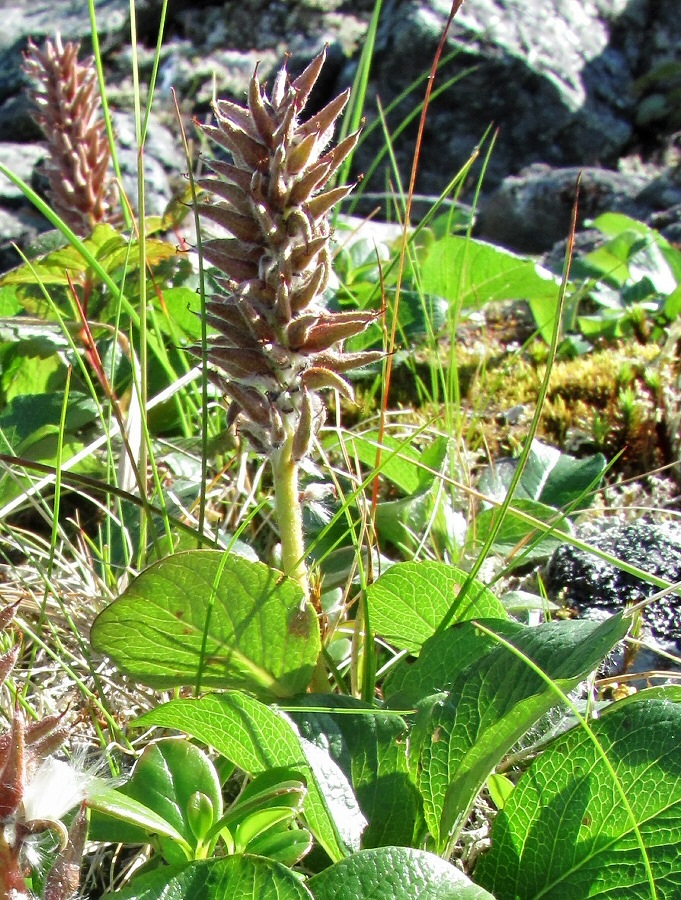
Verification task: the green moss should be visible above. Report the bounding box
[467,342,676,472]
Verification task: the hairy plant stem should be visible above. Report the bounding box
[270,437,308,601]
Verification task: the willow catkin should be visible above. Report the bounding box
[24,35,113,235]
[197,49,381,461]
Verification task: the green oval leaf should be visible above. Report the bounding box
[366,561,506,653]
[477,441,607,510]
[222,768,307,831]
[123,739,222,860]
[384,617,509,706]
[419,234,561,343]
[476,697,681,899]
[90,551,321,698]
[486,773,514,811]
[308,847,494,899]
[86,778,191,851]
[107,855,314,899]
[234,807,297,851]
[247,825,313,867]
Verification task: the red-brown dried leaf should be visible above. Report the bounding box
[0,601,19,632]
[197,203,262,244]
[248,69,276,146]
[313,350,384,373]
[297,89,350,143]
[0,709,25,818]
[44,803,87,900]
[0,643,19,690]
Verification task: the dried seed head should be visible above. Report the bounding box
[197,48,380,458]
[0,604,83,899]
[23,35,114,235]
[44,804,87,900]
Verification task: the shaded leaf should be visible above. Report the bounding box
[0,342,65,403]
[374,485,461,556]
[384,620,508,707]
[466,499,572,565]
[290,695,418,848]
[0,392,97,445]
[477,442,606,510]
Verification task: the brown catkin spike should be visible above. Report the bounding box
[196,51,379,458]
[23,36,114,235]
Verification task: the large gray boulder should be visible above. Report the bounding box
[0,0,128,104]
[477,165,651,253]
[0,0,680,265]
[358,0,647,195]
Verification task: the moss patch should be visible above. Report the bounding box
[467,341,677,472]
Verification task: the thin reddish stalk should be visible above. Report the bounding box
[372,0,465,512]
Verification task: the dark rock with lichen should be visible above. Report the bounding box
[546,522,681,644]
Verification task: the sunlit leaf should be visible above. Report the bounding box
[419,235,561,343]
[366,561,505,653]
[308,847,494,899]
[134,691,363,863]
[107,855,314,899]
[410,614,630,850]
[91,551,321,698]
[476,697,681,899]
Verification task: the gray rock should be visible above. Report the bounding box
[356,0,655,199]
[648,203,681,245]
[546,522,681,645]
[0,0,677,269]
[0,143,45,204]
[111,110,185,217]
[633,1,681,136]
[0,1,129,102]
[0,205,50,272]
[637,168,681,217]
[162,0,370,53]
[0,93,42,142]
[0,143,49,269]
[137,42,281,112]
[478,164,650,253]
